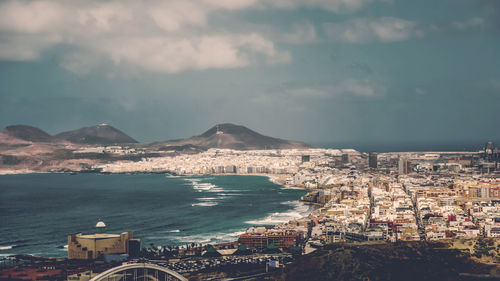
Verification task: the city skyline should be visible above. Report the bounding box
[1,0,499,144]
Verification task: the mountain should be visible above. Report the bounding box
[1,122,309,149]
[2,125,53,142]
[162,123,313,150]
[54,124,138,145]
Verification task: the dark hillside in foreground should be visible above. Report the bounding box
[271,241,498,281]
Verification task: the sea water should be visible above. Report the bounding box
[0,173,309,258]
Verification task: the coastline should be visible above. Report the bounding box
[161,172,319,247]
[180,172,317,226]
[0,169,41,175]
[0,172,317,258]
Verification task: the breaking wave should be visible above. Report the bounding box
[0,245,15,251]
[191,202,218,207]
[184,178,225,192]
[171,230,246,245]
[246,200,310,225]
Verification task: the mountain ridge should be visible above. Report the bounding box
[160,123,313,150]
[2,125,54,142]
[0,124,138,145]
[54,123,138,145]
[1,123,312,149]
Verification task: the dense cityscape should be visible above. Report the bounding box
[2,140,498,280]
[1,0,499,280]
[95,140,500,246]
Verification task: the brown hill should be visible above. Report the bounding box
[54,124,137,145]
[2,125,53,142]
[162,123,313,150]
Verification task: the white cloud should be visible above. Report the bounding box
[250,79,386,112]
[451,17,486,30]
[263,0,373,13]
[201,0,258,10]
[321,16,489,44]
[59,51,101,75]
[279,22,318,44]
[253,79,386,104]
[0,0,389,73]
[0,1,67,33]
[76,2,133,32]
[415,88,426,96]
[104,34,286,73]
[0,33,62,60]
[427,17,487,34]
[0,0,290,74]
[149,1,207,32]
[3,0,481,74]
[491,79,500,91]
[323,17,419,43]
[337,79,384,97]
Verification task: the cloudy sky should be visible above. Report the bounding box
[0,0,499,146]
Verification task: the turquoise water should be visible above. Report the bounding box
[0,173,309,258]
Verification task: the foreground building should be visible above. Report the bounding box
[238,227,301,250]
[68,221,140,260]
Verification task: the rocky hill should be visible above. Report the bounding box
[54,124,137,145]
[161,123,313,150]
[2,125,53,142]
[271,241,497,281]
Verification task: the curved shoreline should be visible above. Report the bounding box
[0,172,314,258]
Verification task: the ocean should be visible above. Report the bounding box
[0,173,309,258]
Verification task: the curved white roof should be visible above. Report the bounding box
[96,221,106,227]
[89,263,187,281]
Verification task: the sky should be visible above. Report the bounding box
[0,0,499,145]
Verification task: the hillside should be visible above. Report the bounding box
[54,124,137,145]
[270,241,498,281]
[160,123,313,150]
[2,125,53,142]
